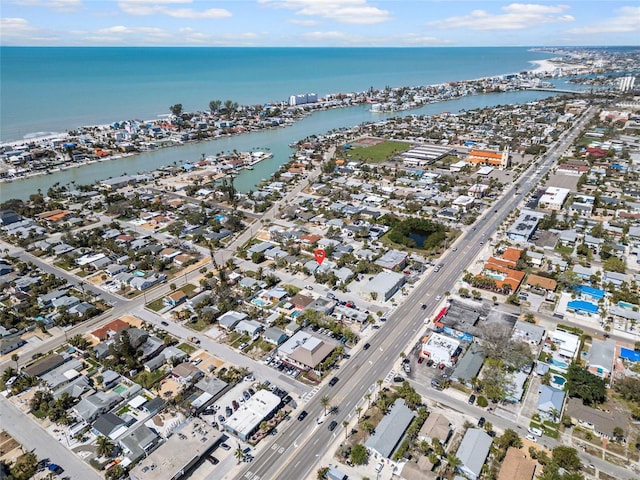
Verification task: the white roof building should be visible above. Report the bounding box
[539,187,570,211]
[551,329,580,359]
[224,389,281,441]
[421,333,461,367]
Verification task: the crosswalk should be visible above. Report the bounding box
[300,385,320,402]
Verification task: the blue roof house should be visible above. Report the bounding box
[538,385,565,421]
[567,300,599,316]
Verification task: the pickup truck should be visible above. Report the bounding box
[187,336,200,344]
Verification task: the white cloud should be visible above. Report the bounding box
[566,6,640,34]
[0,17,40,37]
[118,0,231,19]
[430,3,574,31]
[287,18,318,26]
[260,0,391,25]
[12,0,84,12]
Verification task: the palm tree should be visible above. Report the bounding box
[365,393,372,409]
[446,454,461,473]
[11,353,19,370]
[342,420,349,439]
[356,406,363,420]
[96,435,114,457]
[320,395,330,415]
[376,378,383,393]
[234,444,244,464]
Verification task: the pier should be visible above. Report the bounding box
[527,87,588,95]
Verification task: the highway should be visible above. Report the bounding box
[236,106,600,480]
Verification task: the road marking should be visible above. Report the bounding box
[278,447,284,454]
[244,472,254,478]
[271,444,278,450]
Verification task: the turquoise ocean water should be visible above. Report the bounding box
[0,47,554,142]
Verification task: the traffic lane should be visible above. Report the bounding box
[0,396,101,480]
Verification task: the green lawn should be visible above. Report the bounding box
[346,140,411,163]
[147,298,165,311]
[134,369,166,389]
[177,342,197,355]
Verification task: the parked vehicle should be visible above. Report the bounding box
[328,377,339,386]
[328,421,338,431]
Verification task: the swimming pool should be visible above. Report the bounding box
[549,358,569,369]
[113,384,127,395]
[484,273,503,281]
[213,214,226,222]
[252,298,268,307]
[552,374,566,386]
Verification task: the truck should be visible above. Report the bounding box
[188,336,200,344]
[48,464,63,474]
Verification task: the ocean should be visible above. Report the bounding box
[0,47,555,143]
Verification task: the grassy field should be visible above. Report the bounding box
[346,140,411,163]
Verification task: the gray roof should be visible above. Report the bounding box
[93,412,126,437]
[365,399,415,458]
[74,391,122,422]
[538,385,565,415]
[512,321,546,345]
[194,376,228,396]
[456,428,492,479]
[587,339,616,371]
[218,310,248,329]
[451,344,486,384]
[119,424,158,463]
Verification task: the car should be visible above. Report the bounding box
[528,427,543,437]
[225,406,232,416]
[417,357,424,364]
[494,209,498,213]
[238,342,248,350]
[220,443,231,451]
[372,325,380,329]
[468,394,476,405]
[426,359,434,367]
[421,304,427,310]
[363,343,371,350]
[218,415,226,423]
[479,241,484,245]
[375,462,384,473]
[243,391,251,400]
[393,376,404,383]
[297,410,308,421]
[380,317,387,322]
[207,456,219,465]
[526,434,537,442]
[304,285,313,290]
[328,376,339,386]
[328,420,338,431]
[477,417,486,428]
[435,295,442,301]
[160,320,169,326]
[48,464,64,474]
[451,247,457,251]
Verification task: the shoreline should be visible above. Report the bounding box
[0,69,570,184]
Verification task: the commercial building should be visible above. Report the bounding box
[538,187,570,211]
[130,418,222,480]
[374,249,408,270]
[361,270,406,302]
[277,331,335,371]
[506,210,544,242]
[467,147,510,168]
[451,343,486,385]
[224,389,281,441]
[565,397,627,439]
[420,333,461,367]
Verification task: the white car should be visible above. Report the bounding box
[435,295,442,301]
[528,427,542,437]
[375,462,384,473]
[525,434,537,442]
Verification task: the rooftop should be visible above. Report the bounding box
[365,398,415,459]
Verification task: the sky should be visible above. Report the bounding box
[1,0,639,47]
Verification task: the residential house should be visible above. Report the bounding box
[92,412,128,440]
[235,319,263,337]
[171,362,203,384]
[418,412,452,445]
[164,290,188,307]
[365,399,415,461]
[524,274,556,293]
[91,319,130,342]
[565,397,626,439]
[537,385,565,421]
[586,339,616,380]
[451,344,486,386]
[263,327,288,346]
[74,391,123,422]
[0,336,26,355]
[456,428,493,480]
[23,354,68,377]
[374,250,407,271]
[119,424,159,463]
[512,321,545,346]
[218,311,248,330]
[497,447,537,480]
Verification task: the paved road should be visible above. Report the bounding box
[236,107,605,480]
[0,396,102,480]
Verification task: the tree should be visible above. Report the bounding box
[169,103,183,116]
[96,435,114,457]
[551,446,581,471]
[316,467,329,480]
[446,454,461,472]
[496,429,522,450]
[523,312,536,323]
[604,257,626,273]
[321,395,330,415]
[9,452,38,480]
[106,464,126,480]
[342,420,349,438]
[234,444,244,464]
[350,443,369,465]
[360,421,375,438]
[11,353,19,370]
[565,363,607,405]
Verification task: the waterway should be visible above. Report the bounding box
[0,89,559,202]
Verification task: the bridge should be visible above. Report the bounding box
[527,87,588,94]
